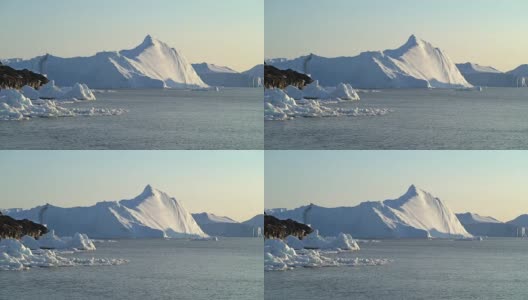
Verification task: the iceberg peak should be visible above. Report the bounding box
[402,34,424,49]
[142,34,155,45]
[140,184,158,197]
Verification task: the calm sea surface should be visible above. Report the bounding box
[265,88,528,149]
[0,88,263,149]
[265,238,528,300]
[0,238,263,300]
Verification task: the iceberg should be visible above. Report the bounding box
[0,88,125,121]
[301,81,331,99]
[264,238,389,271]
[285,231,360,251]
[30,231,96,251]
[20,85,40,100]
[3,35,207,89]
[0,238,126,271]
[284,85,303,100]
[264,88,390,121]
[267,35,471,89]
[267,185,472,239]
[192,212,261,237]
[330,83,360,100]
[25,81,96,101]
[192,63,262,88]
[3,185,208,239]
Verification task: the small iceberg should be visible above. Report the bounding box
[0,88,125,121]
[265,238,389,271]
[292,230,360,251]
[456,86,483,92]
[24,230,96,251]
[0,237,127,271]
[23,81,96,101]
[264,88,391,121]
[455,236,484,241]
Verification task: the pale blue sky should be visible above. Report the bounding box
[0,151,263,222]
[0,0,263,72]
[265,0,528,71]
[265,151,527,222]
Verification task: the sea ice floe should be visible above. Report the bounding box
[284,230,360,251]
[0,238,127,271]
[264,88,391,121]
[23,81,96,101]
[0,88,125,121]
[24,230,96,251]
[264,238,390,271]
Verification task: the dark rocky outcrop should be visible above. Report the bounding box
[264,214,313,239]
[264,64,313,89]
[0,211,48,239]
[0,62,49,89]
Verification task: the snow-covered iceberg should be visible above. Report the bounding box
[456,62,527,87]
[3,185,208,239]
[22,231,96,251]
[0,238,126,271]
[22,81,96,101]
[287,231,360,251]
[301,81,331,99]
[0,88,125,121]
[267,35,472,89]
[192,63,262,87]
[264,238,389,271]
[267,185,472,239]
[330,83,360,100]
[289,81,359,101]
[264,88,390,121]
[2,35,207,89]
[192,212,261,237]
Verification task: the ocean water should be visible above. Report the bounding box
[0,238,263,300]
[265,88,528,149]
[265,239,528,300]
[0,88,263,149]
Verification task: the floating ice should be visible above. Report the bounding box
[284,85,303,100]
[32,81,96,101]
[264,88,391,121]
[0,238,127,271]
[302,81,331,99]
[0,88,125,121]
[21,85,40,100]
[330,83,360,100]
[21,231,96,251]
[63,83,97,100]
[286,231,360,251]
[264,238,390,271]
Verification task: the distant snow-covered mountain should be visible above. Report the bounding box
[2,185,207,239]
[456,212,501,225]
[192,63,262,87]
[242,214,263,228]
[192,212,262,237]
[266,185,471,239]
[456,62,526,87]
[507,64,528,77]
[456,212,521,237]
[508,214,528,227]
[456,63,502,75]
[1,35,207,89]
[266,35,471,89]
